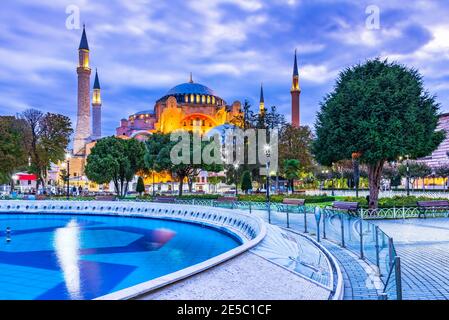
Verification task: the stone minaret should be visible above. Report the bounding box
[259,83,265,115]
[291,49,301,127]
[92,69,102,140]
[73,25,91,155]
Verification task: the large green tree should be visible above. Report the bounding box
[279,124,314,174]
[313,59,444,208]
[240,170,252,194]
[21,109,73,191]
[85,136,146,197]
[144,132,222,196]
[283,159,301,192]
[0,116,29,186]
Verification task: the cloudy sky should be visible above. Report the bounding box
[1,0,449,136]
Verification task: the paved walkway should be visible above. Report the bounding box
[373,218,449,300]
[252,210,381,300]
[138,251,330,300]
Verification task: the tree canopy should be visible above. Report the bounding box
[21,109,73,190]
[313,59,444,208]
[85,136,146,197]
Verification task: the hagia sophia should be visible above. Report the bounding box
[66,26,301,193]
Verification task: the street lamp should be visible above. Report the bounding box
[233,163,239,197]
[65,153,71,200]
[264,144,271,224]
[352,152,362,198]
[405,155,410,196]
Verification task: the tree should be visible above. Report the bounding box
[144,132,223,196]
[0,116,29,187]
[136,176,145,196]
[21,109,73,191]
[398,161,432,191]
[435,164,449,190]
[283,159,300,192]
[382,164,401,190]
[313,59,444,208]
[241,170,252,194]
[279,124,314,174]
[85,136,146,197]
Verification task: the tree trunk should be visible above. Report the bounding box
[178,178,184,196]
[368,161,384,209]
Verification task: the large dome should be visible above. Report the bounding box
[166,82,217,96]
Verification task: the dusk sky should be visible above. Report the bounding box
[1,0,449,136]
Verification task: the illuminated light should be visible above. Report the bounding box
[207,96,210,104]
[212,96,216,104]
[185,95,188,102]
[202,95,206,103]
[196,95,200,103]
[190,94,194,103]
[54,219,82,299]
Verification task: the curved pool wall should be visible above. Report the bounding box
[0,200,266,300]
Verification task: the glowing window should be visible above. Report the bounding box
[196,95,200,103]
[212,96,216,104]
[201,95,205,103]
[185,95,188,102]
[207,96,210,104]
[190,94,194,102]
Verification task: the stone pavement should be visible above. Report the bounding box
[373,218,449,300]
[252,209,382,300]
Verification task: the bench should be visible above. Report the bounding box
[94,195,116,201]
[154,196,177,203]
[417,200,449,218]
[276,198,306,213]
[332,201,360,215]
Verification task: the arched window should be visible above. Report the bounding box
[185,95,188,103]
[196,95,200,103]
[212,96,216,104]
[207,96,210,104]
[201,95,206,103]
[190,94,194,103]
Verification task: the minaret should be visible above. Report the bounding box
[92,69,102,140]
[73,25,91,155]
[259,83,265,115]
[291,49,300,127]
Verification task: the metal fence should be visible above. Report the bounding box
[170,199,402,300]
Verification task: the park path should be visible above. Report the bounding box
[372,218,449,300]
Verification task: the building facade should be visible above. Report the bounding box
[116,74,242,139]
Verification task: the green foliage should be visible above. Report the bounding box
[85,136,146,197]
[136,176,145,195]
[144,132,223,196]
[240,170,252,194]
[21,109,73,190]
[435,164,449,178]
[0,116,29,184]
[398,161,432,179]
[313,59,444,208]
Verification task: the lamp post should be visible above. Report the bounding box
[264,145,271,224]
[65,153,71,200]
[233,163,239,197]
[152,169,155,197]
[405,155,410,196]
[352,152,362,198]
[322,169,330,194]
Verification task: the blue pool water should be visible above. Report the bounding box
[0,214,241,300]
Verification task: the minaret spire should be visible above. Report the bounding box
[189,72,193,83]
[92,68,102,140]
[259,83,265,115]
[73,26,92,155]
[291,49,300,127]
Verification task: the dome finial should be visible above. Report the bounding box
[189,72,193,83]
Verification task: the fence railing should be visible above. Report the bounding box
[168,198,402,300]
[306,189,449,199]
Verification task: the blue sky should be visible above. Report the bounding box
[1,0,449,136]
